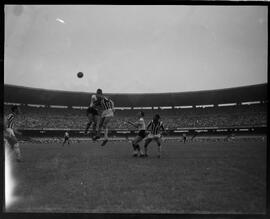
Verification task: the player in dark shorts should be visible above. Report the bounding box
[62,131,70,146]
[183,133,187,143]
[84,93,100,138]
[125,111,146,157]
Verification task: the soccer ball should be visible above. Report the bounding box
[77,72,83,78]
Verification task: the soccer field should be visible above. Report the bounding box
[6,138,266,213]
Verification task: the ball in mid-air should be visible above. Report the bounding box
[77,72,84,78]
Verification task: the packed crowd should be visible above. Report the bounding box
[4,104,267,130]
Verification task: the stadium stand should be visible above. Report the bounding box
[4,103,267,130]
[4,84,267,132]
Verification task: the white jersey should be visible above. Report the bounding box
[65,132,69,138]
[137,117,146,131]
[90,94,98,107]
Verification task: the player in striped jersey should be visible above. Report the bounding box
[143,114,165,158]
[93,89,115,146]
[125,111,146,157]
[4,106,22,162]
[84,93,101,138]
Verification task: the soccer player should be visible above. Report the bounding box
[62,131,70,146]
[183,133,187,143]
[84,93,100,138]
[93,89,115,146]
[4,106,22,162]
[143,114,165,158]
[125,111,146,157]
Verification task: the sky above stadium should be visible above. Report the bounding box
[4,5,267,93]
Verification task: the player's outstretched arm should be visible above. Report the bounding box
[125,120,138,128]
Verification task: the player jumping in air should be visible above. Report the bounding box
[125,111,146,157]
[143,114,165,158]
[84,92,101,138]
[93,89,115,146]
[4,106,22,162]
[62,131,70,146]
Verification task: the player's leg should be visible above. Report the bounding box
[10,136,22,161]
[183,136,186,143]
[85,108,93,134]
[63,137,68,146]
[91,114,98,137]
[85,120,92,134]
[143,138,152,157]
[155,137,162,158]
[132,135,143,157]
[7,129,22,162]
[4,138,11,154]
[94,116,105,140]
[4,138,14,161]
[101,117,112,146]
[13,142,22,162]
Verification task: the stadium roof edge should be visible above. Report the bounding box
[4,83,268,96]
[4,83,268,107]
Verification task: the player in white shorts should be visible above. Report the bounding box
[125,111,146,157]
[93,89,115,146]
[4,106,22,162]
[143,114,165,158]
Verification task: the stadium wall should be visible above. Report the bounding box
[18,126,267,138]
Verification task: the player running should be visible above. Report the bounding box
[84,93,101,138]
[93,89,115,146]
[4,106,22,162]
[143,114,165,158]
[62,131,70,146]
[125,111,146,157]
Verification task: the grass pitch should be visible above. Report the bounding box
[6,138,266,213]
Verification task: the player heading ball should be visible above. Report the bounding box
[92,89,115,146]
